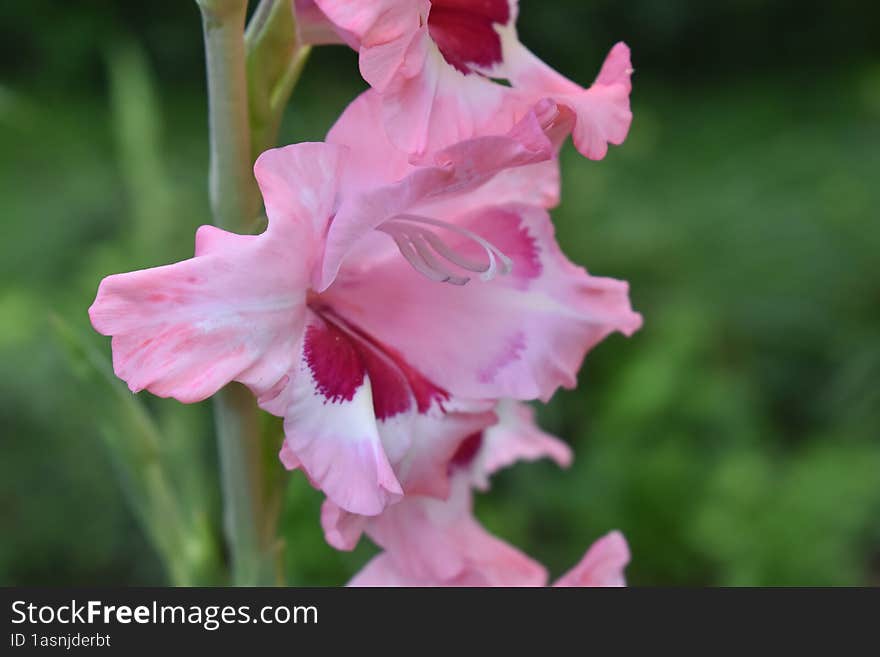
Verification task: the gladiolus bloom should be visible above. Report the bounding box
[299,0,633,158]
[89,96,639,517]
[339,400,630,586]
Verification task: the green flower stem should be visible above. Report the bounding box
[51,314,222,585]
[198,0,260,230]
[197,0,281,586]
[213,384,282,586]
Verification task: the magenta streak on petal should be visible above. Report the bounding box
[457,208,542,287]
[333,321,414,421]
[477,330,526,384]
[449,431,484,470]
[309,305,450,419]
[427,0,510,73]
[303,319,366,404]
[315,307,449,413]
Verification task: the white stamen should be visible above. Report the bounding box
[411,233,470,285]
[378,214,513,286]
[385,228,454,283]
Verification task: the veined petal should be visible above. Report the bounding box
[422,158,561,215]
[359,24,422,93]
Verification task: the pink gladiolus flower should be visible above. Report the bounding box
[338,400,630,586]
[89,96,639,516]
[301,0,633,158]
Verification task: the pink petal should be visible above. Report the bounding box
[89,228,306,403]
[359,25,422,93]
[89,142,343,405]
[470,400,572,490]
[324,204,642,402]
[355,475,547,586]
[313,0,424,45]
[319,100,553,290]
[325,91,412,194]
[348,553,412,586]
[377,27,511,155]
[320,397,496,551]
[502,40,634,160]
[554,531,631,587]
[422,158,561,214]
[388,398,497,498]
[253,142,344,242]
[267,311,403,516]
[321,498,370,551]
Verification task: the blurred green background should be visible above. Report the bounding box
[1,1,879,586]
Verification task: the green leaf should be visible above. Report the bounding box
[49,313,222,585]
[245,0,311,159]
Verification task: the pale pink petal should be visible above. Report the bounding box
[89,143,344,404]
[470,400,572,490]
[266,311,403,516]
[89,227,306,404]
[324,204,642,403]
[554,531,631,587]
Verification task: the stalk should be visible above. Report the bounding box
[197,0,280,586]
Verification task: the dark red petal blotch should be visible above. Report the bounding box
[304,320,365,404]
[428,0,511,74]
[304,313,448,420]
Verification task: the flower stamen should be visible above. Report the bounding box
[378,214,512,286]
